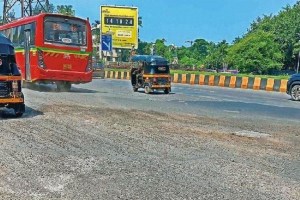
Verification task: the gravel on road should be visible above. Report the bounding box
[0,83,299,200]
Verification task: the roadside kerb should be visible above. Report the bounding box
[99,71,288,93]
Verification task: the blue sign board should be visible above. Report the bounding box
[101,34,112,51]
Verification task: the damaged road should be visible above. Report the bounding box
[0,80,300,199]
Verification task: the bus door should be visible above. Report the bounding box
[24,29,31,81]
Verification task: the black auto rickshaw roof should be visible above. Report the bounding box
[0,33,15,55]
[0,33,13,45]
[131,55,169,65]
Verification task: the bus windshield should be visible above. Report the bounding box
[44,16,87,46]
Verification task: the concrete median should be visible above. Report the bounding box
[96,70,288,93]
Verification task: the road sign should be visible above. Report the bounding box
[101,34,112,51]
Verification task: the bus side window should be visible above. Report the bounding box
[19,25,25,46]
[12,27,19,46]
[29,22,36,45]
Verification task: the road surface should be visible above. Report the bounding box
[0,79,299,199]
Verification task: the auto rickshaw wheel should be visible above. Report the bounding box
[164,88,170,94]
[14,102,25,118]
[15,111,23,117]
[145,86,151,94]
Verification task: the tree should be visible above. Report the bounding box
[138,17,143,27]
[91,20,100,61]
[56,5,75,16]
[204,41,229,70]
[32,3,55,15]
[190,39,209,61]
[154,39,168,57]
[227,30,283,74]
[244,2,300,70]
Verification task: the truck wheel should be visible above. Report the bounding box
[145,86,151,94]
[291,84,300,101]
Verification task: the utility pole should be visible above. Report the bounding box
[3,0,49,24]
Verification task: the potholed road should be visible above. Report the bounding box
[0,78,299,199]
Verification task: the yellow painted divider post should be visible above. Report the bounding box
[190,74,196,85]
[110,71,114,79]
[173,73,178,83]
[253,77,261,90]
[199,74,205,85]
[121,71,125,79]
[229,76,237,88]
[127,71,130,80]
[115,71,119,79]
[241,77,249,89]
[218,75,225,87]
[105,71,108,78]
[209,75,215,86]
[280,79,288,93]
[266,78,275,91]
[182,74,187,84]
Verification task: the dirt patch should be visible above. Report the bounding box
[0,103,299,199]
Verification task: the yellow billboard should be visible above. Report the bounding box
[101,6,138,49]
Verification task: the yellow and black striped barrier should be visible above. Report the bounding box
[95,71,288,93]
[171,73,288,93]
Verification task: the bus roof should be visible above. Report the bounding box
[0,13,88,29]
[131,55,169,65]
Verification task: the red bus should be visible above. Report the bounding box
[0,13,93,91]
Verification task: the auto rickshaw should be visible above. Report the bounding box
[0,34,25,117]
[130,55,171,94]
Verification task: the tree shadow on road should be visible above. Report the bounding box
[0,105,43,119]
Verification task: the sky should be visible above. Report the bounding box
[2,0,299,46]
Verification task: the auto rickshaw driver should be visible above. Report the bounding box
[130,61,144,89]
